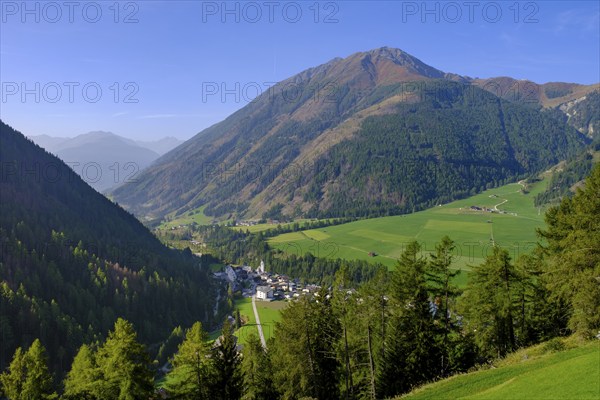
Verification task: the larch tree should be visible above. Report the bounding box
[241,333,278,400]
[0,339,57,400]
[63,343,100,399]
[93,318,154,400]
[426,235,461,376]
[211,319,243,400]
[165,321,213,400]
[460,246,520,358]
[377,241,439,398]
[538,163,600,337]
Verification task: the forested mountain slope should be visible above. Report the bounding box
[0,121,215,375]
[111,47,590,221]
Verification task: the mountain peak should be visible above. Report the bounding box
[356,47,446,80]
[305,47,446,89]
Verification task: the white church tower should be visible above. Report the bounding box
[258,260,265,274]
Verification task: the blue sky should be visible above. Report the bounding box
[1,0,599,140]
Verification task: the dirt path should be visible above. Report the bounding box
[493,198,509,211]
[493,182,525,211]
[252,295,267,349]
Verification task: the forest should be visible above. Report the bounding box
[0,121,217,382]
[2,163,598,399]
[301,82,588,218]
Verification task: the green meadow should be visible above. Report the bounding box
[159,205,213,228]
[400,339,600,400]
[233,297,256,346]
[269,179,550,272]
[254,300,287,342]
[233,298,288,344]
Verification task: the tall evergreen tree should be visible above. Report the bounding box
[426,236,461,376]
[513,252,566,344]
[377,241,438,398]
[271,295,340,400]
[538,163,600,336]
[21,339,57,399]
[358,267,391,399]
[241,334,278,400]
[0,347,26,399]
[63,344,100,399]
[460,247,520,358]
[93,318,154,400]
[0,340,57,399]
[331,265,356,399]
[165,321,212,400]
[211,319,243,400]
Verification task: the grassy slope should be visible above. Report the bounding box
[233,297,256,345]
[269,179,550,272]
[401,340,600,400]
[233,298,287,344]
[159,205,213,228]
[254,301,287,342]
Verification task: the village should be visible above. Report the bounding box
[212,260,321,302]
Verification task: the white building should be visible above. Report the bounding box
[257,260,266,274]
[256,285,273,301]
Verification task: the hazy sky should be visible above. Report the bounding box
[1,1,599,140]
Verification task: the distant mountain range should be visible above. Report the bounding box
[0,120,214,374]
[111,47,598,222]
[28,132,184,192]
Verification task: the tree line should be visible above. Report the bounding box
[164,224,385,287]
[3,163,598,399]
[0,121,217,380]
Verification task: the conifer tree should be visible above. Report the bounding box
[427,236,461,375]
[21,339,57,399]
[377,241,438,398]
[460,246,519,358]
[0,340,57,400]
[0,347,26,399]
[63,344,100,399]
[539,163,600,336]
[211,319,243,400]
[241,333,277,400]
[271,295,340,400]
[93,318,154,400]
[165,321,212,400]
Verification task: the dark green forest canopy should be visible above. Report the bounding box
[304,82,588,218]
[0,121,216,376]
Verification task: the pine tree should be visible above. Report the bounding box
[211,319,243,400]
[165,321,212,400]
[426,236,461,375]
[0,340,57,400]
[358,267,391,399]
[513,252,565,344]
[270,295,340,400]
[377,241,438,398]
[241,333,278,400]
[539,163,600,336]
[0,347,26,399]
[93,318,154,400]
[460,246,520,358]
[63,344,100,399]
[21,339,57,399]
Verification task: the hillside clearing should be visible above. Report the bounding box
[400,339,600,400]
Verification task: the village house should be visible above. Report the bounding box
[256,285,274,301]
